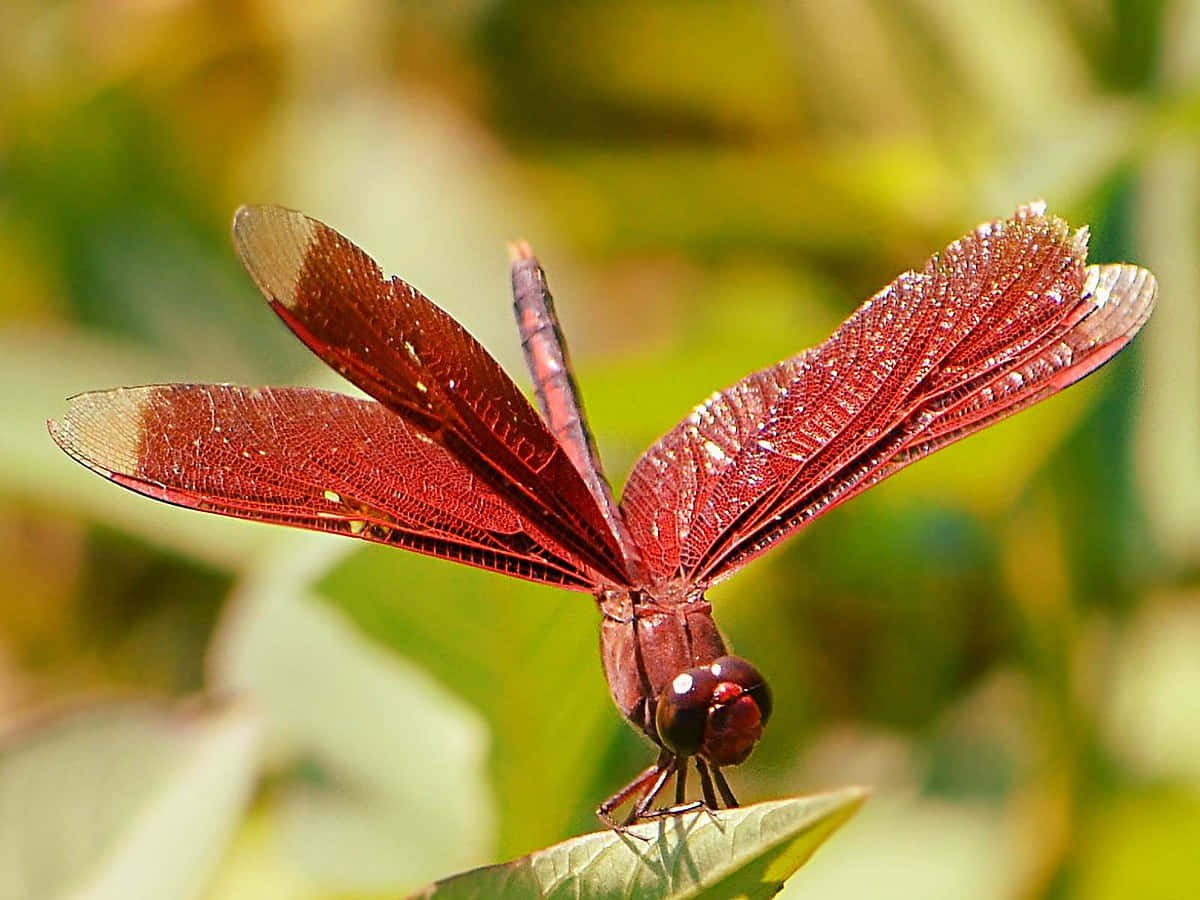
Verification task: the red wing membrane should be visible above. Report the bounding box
[620,203,1157,586]
[49,385,598,589]
[232,206,631,587]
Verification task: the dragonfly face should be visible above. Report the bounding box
[655,656,772,766]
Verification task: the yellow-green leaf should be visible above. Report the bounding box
[414,787,866,900]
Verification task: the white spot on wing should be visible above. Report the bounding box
[703,440,727,463]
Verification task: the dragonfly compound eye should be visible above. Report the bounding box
[700,655,772,766]
[655,666,719,758]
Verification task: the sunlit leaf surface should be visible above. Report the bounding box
[212,532,494,891]
[0,703,259,900]
[415,788,866,900]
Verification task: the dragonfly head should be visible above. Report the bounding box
[655,655,772,766]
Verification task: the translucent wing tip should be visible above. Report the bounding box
[1082,263,1157,343]
[49,387,155,479]
[232,204,321,311]
[1005,200,1155,342]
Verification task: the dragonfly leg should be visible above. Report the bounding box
[712,765,739,808]
[694,757,720,809]
[598,762,659,830]
[630,754,677,822]
[598,750,718,834]
[598,749,675,836]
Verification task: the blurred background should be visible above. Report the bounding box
[2,0,1198,897]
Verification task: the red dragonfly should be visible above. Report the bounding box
[49,201,1155,828]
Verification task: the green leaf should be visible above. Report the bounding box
[319,543,616,856]
[211,532,495,891]
[0,701,260,900]
[413,787,866,899]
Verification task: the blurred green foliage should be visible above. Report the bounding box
[1,0,1198,897]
